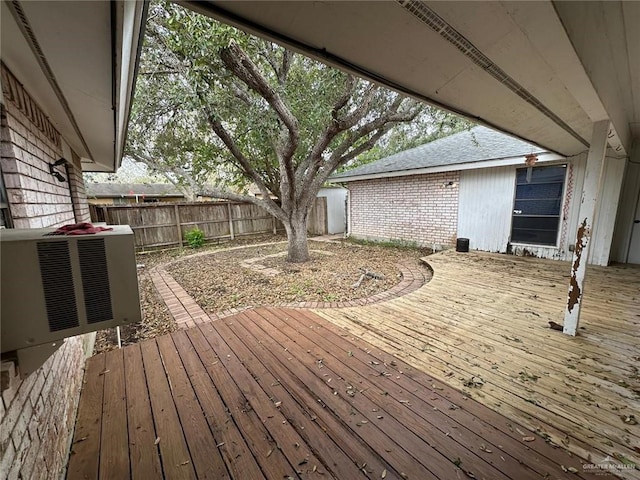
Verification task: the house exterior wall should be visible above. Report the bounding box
[458,158,584,261]
[348,172,459,248]
[457,153,624,265]
[1,65,91,479]
[346,152,623,264]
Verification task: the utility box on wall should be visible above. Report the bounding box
[0,226,141,358]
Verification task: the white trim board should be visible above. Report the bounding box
[330,152,565,183]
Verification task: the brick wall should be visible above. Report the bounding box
[348,171,460,247]
[1,65,92,479]
[67,151,91,223]
[1,65,77,229]
[0,338,89,479]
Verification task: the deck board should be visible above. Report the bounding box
[99,349,129,479]
[140,339,196,479]
[123,344,162,480]
[69,305,601,479]
[315,250,640,477]
[156,335,229,479]
[67,352,105,479]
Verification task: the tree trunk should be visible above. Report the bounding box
[285,217,309,263]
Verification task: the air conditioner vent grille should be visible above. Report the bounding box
[37,242,79,331]
[78,238,113,324]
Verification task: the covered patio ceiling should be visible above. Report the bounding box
[0,0,146,172]
[181,0,640,159]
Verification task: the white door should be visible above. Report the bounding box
[628,191,640,264]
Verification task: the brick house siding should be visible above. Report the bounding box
[1,64,92,479]
[348,172,460,247]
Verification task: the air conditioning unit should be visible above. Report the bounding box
[1,226,141,360]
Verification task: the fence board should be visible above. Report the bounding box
[89,199,326,250]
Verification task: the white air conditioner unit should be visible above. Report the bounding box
[1,226,141,358]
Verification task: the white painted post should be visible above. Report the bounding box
[563,120,609,336]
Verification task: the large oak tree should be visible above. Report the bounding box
[127,2,468,262]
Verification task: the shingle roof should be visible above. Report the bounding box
[86,183,184,197]
[330,126,547,180]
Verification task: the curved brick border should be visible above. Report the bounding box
[277,263,429,309]
[148,241,432,329]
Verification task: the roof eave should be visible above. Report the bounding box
[329,152,563,183]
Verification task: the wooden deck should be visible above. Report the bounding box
[315,250,640,478]
[67,307,600,480]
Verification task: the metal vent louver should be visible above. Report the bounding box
[37,242,79,332]
[78,238,113,324]
[397,0,587,147]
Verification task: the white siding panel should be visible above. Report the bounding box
[458,166,515,253]
[589,156,626,265]
[611,155,640,263]
[318,187,348,234]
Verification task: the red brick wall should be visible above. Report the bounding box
[68,151,91,223]
[0,65,91,479]
[348,172,460,247]
[0,338,88,479]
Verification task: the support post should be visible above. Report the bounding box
[563,120,609,335]
[174,204,183,247]
[272,215,277,234]
[227,202,235,240]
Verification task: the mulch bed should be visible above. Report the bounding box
[94,235,432,354]
[166,239,432,313]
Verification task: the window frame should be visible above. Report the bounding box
[509,163,568,249]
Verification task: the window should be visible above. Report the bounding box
[511,164,566,246]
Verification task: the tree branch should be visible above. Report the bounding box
[198,95,281,214]
[298,97,422,210]
[220,41,299,159]
[198,185,286,222]
[127,151,200,201]
[294,75,357,189]
[220,41,299,215]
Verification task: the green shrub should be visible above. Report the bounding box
[185,227,205,249]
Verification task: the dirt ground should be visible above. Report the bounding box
[94,235,432,354]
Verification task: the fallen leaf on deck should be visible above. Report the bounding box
[154,437,160,445]
[522,436,535,442]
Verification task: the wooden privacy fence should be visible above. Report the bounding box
[89,198,327,250]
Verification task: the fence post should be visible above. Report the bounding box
[227,202,235,240]
[272,215,277,234]
[174,204,183,247]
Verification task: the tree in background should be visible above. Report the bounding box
[127,1,470,262]
[83,158,169,185]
